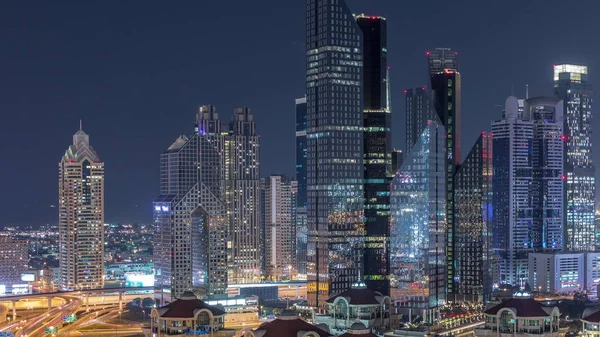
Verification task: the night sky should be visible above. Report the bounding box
[1,0,599,226]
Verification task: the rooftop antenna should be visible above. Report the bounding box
[79,119,83,131]
[526,84,529,99]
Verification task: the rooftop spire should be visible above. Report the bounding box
[79,119,83,131]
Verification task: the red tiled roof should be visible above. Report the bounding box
[254,318,331,337]
[326,288,383,305]
[339,333,378,337]
[159,298,225,318]
[484,298,551,317]
[583,309,600,322]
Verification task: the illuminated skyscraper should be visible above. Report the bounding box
[554,64,595,252]
[264,175,297,280]
[59,124,104,291]
[295,97,308,279]
[455,133,493,302]
[428,47,461,297]
[224,108,261,284]
[405,87,434,152]
[526,97,564,252]
[356,13,391,295]
[491,96,564,286]
[154,105,228,300]
[306,0,365,311]
[390,119,446,322]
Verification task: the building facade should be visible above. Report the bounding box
[390,119,446,321]
[306,0,365,311]
[58,125,104,291]
[295,96,309,280]
[0,236,29,293]
[356,13,391,295]
[154,105,229,300]
[428,47,461,297]
[224,108,261,284]
[491,96,533,286]
[264,175,297,280]
[404,87,434,153]
[525,97,564,252]
[554,64,595,252]
[529,253,584,294]
[454,133,493,302]
[491,96,565,287]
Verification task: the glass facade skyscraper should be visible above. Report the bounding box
[455,133,493,302]
[356,14,391,295]
[428,48,461,297]
[405,87,434,152]
[554,64,595,252]
[306,0,365,311]
[296,97,308,209]
[295,97,309,279]
[390,119,446,322]
[154,105,230,301]
[526,97,564,252]
[491,96,564,286]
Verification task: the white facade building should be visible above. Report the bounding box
[492,96,565,287]
[529,253,584,294]
[59,124,104,290]
[264,175,297,280]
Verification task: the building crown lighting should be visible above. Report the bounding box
[554,64,588,81]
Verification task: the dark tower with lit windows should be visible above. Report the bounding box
[428,48,461,299]
[356,14,391,296]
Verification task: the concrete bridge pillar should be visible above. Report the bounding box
[119,292,123,311]
[47,297,52,312]
[11,301,16,321]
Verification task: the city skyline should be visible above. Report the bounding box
[1,1,600,226]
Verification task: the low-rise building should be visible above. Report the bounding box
[242,310,331,337]
[582,308,600,337]
[149,291,235,337]
[316,280,391,333]
[475,293,563,337]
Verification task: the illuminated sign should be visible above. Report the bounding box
[21,273,36,282]
[154,205,171,213]
[125,274,154,287]
[0,285,5,295]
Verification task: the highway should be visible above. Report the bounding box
[1,297,143,337]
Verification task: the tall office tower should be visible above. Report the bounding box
[356,14,391,295]
[306,0,365,311]
[0,236,29,293]
[264,175,297,280]
[428,47,461,297]
[405,87,434,152]
[492,96,564,286]
[390,119,446,322]
[492,97,533,286]
[554,64,595,252]
[296,97,308,208]
[224,108,261,284]
[391,149,403,173]
[154,105,228,300]
[525,97,564,252]
[454,133,493,302]
[259,178,267,275]
[59,124,104,291]
[295,97,308,279]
